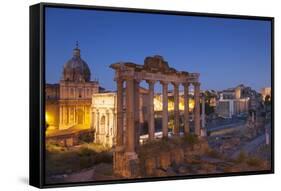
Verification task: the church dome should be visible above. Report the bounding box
[62,44,91,82]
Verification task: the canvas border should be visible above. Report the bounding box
[29,2,274,188]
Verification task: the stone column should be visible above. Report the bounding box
[61,106,64,126]
[265,128,269,145]
[161,81,169,138]
[106,110,110,135]
[68,107,71,124]
[112,108,116,145]
[173,82,180,136]
[62,106,65,125]
[82,106,85,124]
[201,94,207,137]
[72,107,75,124]
[194,82,201,136]
[147,80,156,140]
[134,80,140,149]
[183,83,190,135]
[126,77,135,153]
[96,110,100,143]
[74,106,76,124]
[59,106,62,125]
[201,95,206,128]
[116,79,124,147]
[91,110,95,130]
[82,107,86,126]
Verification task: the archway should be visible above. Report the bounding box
[100,115,106,134]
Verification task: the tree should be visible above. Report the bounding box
[203,91,216,115]
[265,95,271,105]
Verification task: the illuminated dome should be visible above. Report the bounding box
[62,43,91,82]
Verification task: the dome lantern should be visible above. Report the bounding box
[73,41,81,58]
[62,43,91,82]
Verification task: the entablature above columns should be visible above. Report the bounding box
[110,56,200,85]
[113,67,199,84]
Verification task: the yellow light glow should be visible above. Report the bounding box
[45,112,54,126]
[189,100,195,110]
[45,112,50,124]
[154,97,195,112]
[154,97,163,111]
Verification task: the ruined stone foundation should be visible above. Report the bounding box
[113,150,140,178]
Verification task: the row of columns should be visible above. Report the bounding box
[116,77,201,152]
[59,105,88,126]
[146,80,201,139]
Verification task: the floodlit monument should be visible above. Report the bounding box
[110,55,201,177]
[45,44,99,146]
[91,88,150,148]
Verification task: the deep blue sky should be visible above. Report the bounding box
[45,7,271,92]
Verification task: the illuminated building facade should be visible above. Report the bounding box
[91,88,149,147]
[45,45,99,132]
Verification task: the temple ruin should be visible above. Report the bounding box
[110,55,201,177]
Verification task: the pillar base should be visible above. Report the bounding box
[200,128,207,137]
[114,146,125,152]
[113,151,139,178]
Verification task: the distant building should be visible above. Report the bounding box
[209,97,217,107]
[261,87,271,101]
[216,84,253,118]
[203,90,217,107]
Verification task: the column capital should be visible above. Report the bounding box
[183,82,190,87]
[160,81,169,86]
[115,75,124,82]
[134,78,142,84]
[172,81,180,87]
[192,82,201,87]
[124,76,135,81]
[116,77,124,83]
[146,80,156,85]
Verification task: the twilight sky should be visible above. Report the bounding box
[45,7,271,92]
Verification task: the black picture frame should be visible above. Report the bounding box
[30,2,274,188]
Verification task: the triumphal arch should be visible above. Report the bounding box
[110,55,201,177]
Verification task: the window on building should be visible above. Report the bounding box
[70,88,74,97]
[78,88,82,98]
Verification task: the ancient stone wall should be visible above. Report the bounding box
[139,138,209,177]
